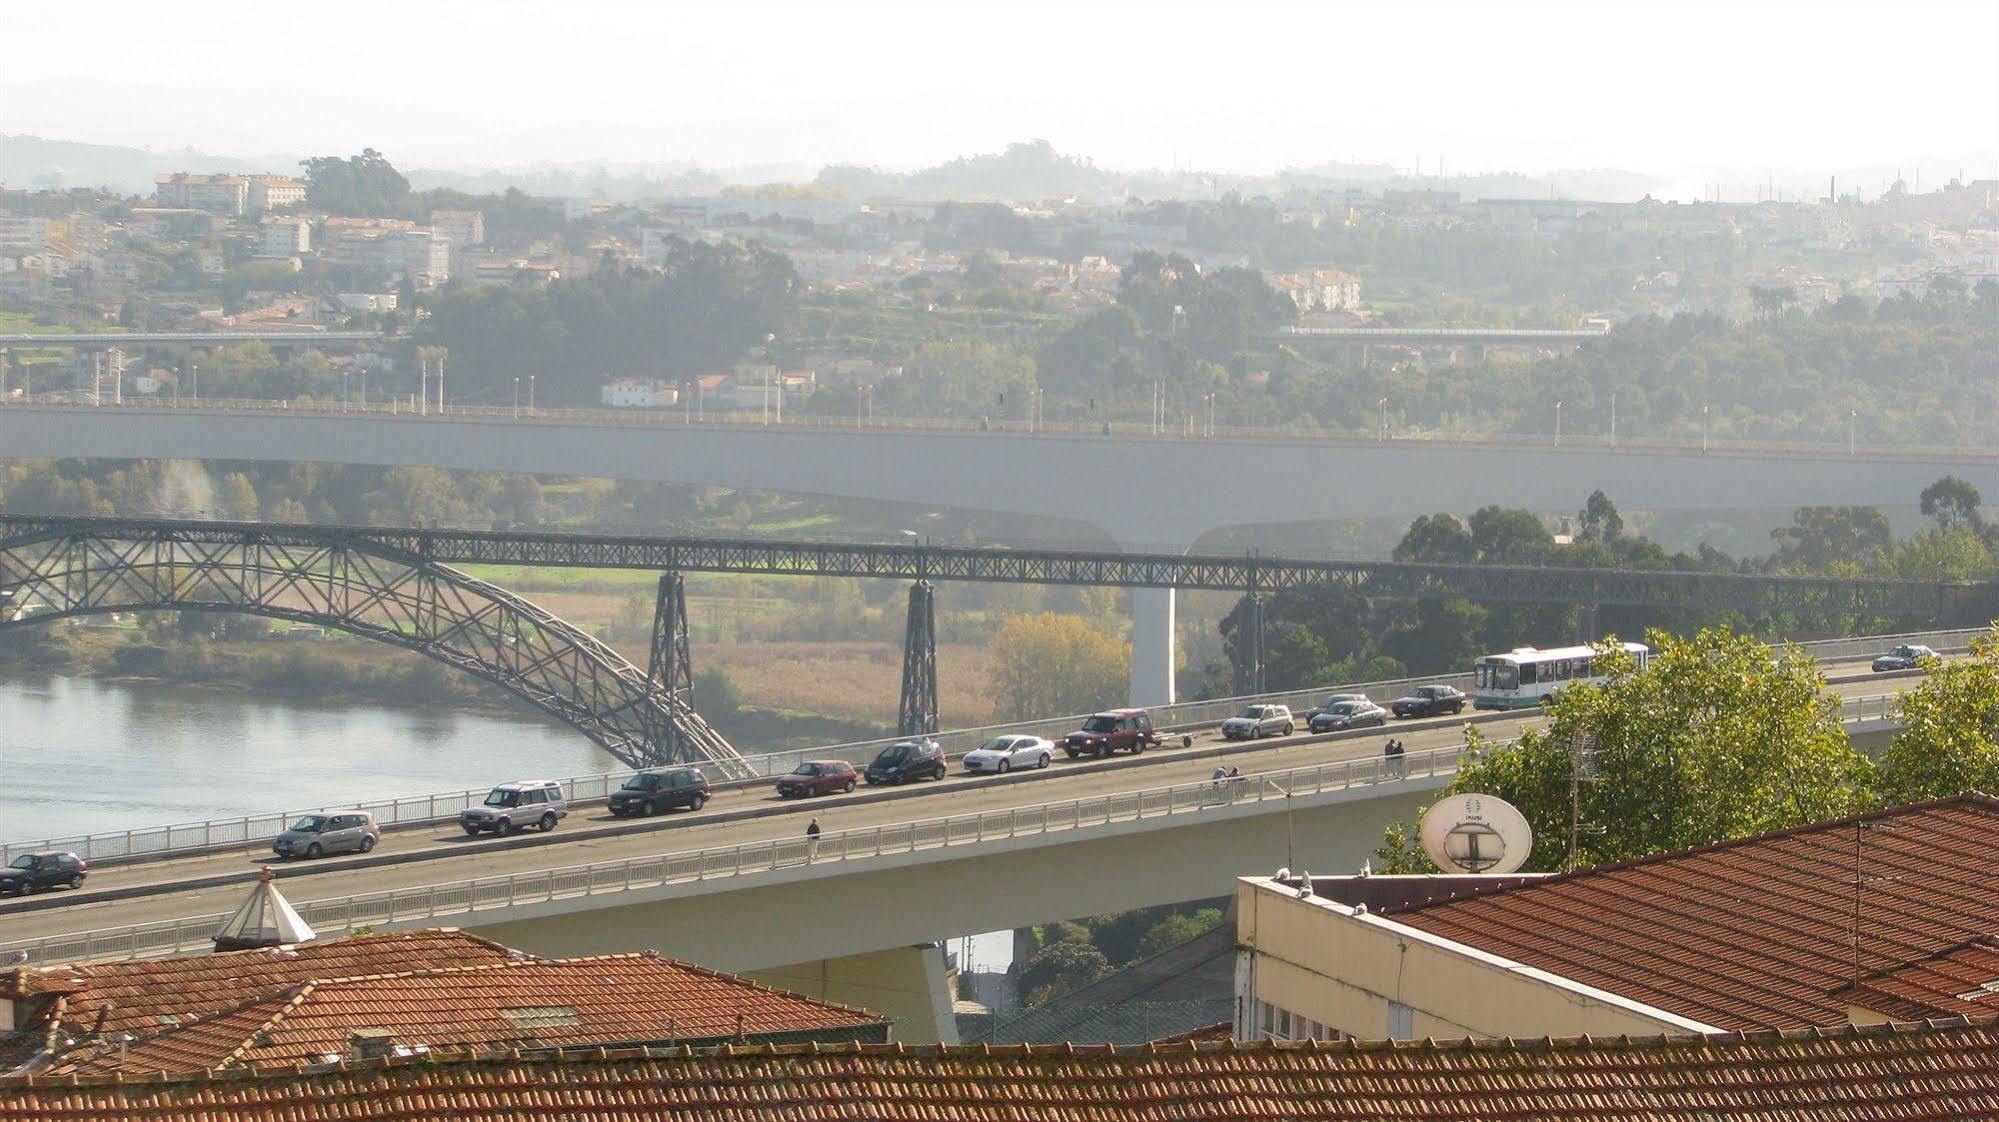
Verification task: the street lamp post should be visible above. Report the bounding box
[190,361,199,405]
[1378,397,1388,441]
[1701,404,1709,453]
[1554,400,1563,446]
[1848,409,1857,455]
[528,374,535,412]
[512,377,520,418]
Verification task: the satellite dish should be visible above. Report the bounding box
[1419,793,1533,874]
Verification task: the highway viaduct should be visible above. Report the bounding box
[0,402,1991,706]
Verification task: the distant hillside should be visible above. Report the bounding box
[0,134,289,195]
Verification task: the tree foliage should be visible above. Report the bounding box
[1389,627,1875,872]
[299,149,411,217]
[1014,936,1112,1008]
[420,250,798,406]
[986,612,1129,722]
[1880,630,1999,802]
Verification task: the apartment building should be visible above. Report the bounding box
[154,174,249,215]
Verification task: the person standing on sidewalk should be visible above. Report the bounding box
[806,816,822,859]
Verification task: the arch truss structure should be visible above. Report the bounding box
[0,521,740,772]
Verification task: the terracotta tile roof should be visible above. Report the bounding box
[1383,793,1999,1030]
[8,1019,1999,1120]
[10,929,519,1053]
[49,952,885,1074]
[1838,936,1999,1020]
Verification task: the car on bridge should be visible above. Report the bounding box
[1389,685,1469,719]
[1872,644,1938,672]
[777,759,859,798]
[0,851,86,896]
[1060,709,1191,759]
[608,767,712,817]
[1221,704,1296,740]
[460,780,569,836]
[962,734,1055,774]
[272,812,380,859]
[865,740,948,785]
[1310,699,1389,732]
[1304,693,1373,719]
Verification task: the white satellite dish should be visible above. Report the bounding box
[1419,793,1533,874]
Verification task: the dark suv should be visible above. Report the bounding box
[0,851,87,896]
[1060,708,1190,759]
[865,740,947,785]
[608,767,711,817]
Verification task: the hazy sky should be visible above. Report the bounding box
[4,0,1995,183]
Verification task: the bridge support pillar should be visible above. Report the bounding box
[746,944,959,1044]
[648,572,695,759]
[1130,587,1177,707]
[1234,594,1266,697]
[898,581,939,737]
[1577,603,1598,644]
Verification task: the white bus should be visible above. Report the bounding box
[1471,642,1649,710]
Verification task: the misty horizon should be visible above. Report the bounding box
[3,0,1994,201]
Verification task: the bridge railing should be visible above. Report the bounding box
[2,626,1978,868]
[5,395,1995,460]
[0,739,1479,966]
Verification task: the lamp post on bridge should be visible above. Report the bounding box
[1378,397,1388,441]
[528,374,535,413]
[1849,409,1857,455]
[1701,403,1709,453]
[1554,400,1563,447]
[512,377,520,419]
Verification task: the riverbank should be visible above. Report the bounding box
[0,624,888,755]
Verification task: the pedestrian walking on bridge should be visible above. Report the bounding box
[806,817,822,860]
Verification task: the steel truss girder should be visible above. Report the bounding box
[0,526,741,772]
[0,514,1989,619]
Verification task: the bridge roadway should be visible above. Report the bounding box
[0,660,1918,948]
[2,401,1990,708]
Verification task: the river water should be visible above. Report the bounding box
[0,675,620,843]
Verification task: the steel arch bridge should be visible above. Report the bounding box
[0,521,740,772]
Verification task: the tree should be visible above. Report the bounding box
[1393,513,1476,562]
[987,613,1129,721]
[1133,907,1225,960]
[1467,505,1554,562]
[1920,476,1985,534]
[1386,627,1875,871]
[1771,506,1892,571]
[1576,490,1625,544]
[1879,630,1999,802]
[1014,936,1111,1007]
[299,149,411,217]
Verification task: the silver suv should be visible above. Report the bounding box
[460,780,568,836]
[273,812,380,859]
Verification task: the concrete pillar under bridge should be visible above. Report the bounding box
[458,785,1436,1037]
[745,946,958,1044]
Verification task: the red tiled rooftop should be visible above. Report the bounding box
[7,1019,1999,1121]
[51,952,885,1074]
[3,929,519,1047]
[1839,935,1999,1021]
[1383,793,1999,1030]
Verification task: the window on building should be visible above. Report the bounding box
[1387,1000,1413,1041]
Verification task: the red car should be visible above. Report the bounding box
[775,759,858,798]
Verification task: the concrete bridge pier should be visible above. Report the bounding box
[746,944,959,1044]
[1130,587,1177,706]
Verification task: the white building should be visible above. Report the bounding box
[247,176,308,211]
[257,216,312,257]
[155,174,249,215]
[430,210,485,248]
[601,378,680,408]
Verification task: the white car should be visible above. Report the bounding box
[962,734,1055,774]
[1221,704,1295,740]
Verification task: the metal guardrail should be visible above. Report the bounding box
[0,740,1475,966]
[0,689,1917,966]
[1,627,1980,868]
[2,396,1993,461]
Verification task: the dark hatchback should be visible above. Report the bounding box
[608,767,712,817]
[776,759,859,798]
[0,851,87,896]
[865,740,947,785]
